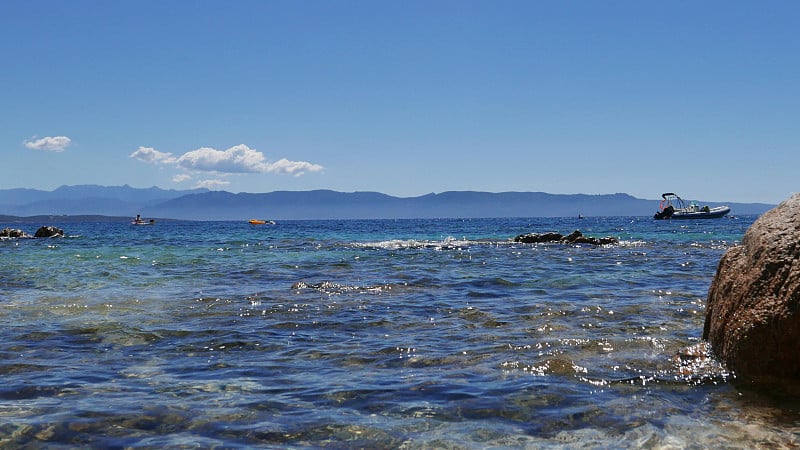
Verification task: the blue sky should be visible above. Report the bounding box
[1,1,797,204]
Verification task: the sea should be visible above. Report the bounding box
[1,216,799,448]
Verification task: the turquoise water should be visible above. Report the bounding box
[1,216,799,448]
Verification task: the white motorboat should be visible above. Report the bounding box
[653,193,730,220]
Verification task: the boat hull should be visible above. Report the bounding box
[671,206,731,219]
[655,205,730,220]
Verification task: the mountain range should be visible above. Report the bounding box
[0,185,776,221]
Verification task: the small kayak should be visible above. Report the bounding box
[248,219,275,225]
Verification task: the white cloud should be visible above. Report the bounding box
[24,136,71,152]
[132,144,324,178]
[177,145,268,173]
[172,174,192,183]
[130,146,176,165]
[267,158,324,176]
[194,179,231,190]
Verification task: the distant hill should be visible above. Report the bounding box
[0,185,208,217]
[0,214,135,224]
[143,190,774,220]
[0,186,776,220]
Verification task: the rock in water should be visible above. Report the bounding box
[703,193,800,381]
[34,226,64,238]
[513,230,618,245]
[0,228,30,238]
[514,232,564,243]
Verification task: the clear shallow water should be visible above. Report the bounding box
[1,216,799,448]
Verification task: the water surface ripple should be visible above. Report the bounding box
[1,217,799,448]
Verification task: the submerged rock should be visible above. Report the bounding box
[514,230,617,246]
[703,193,800,382]
[34,226,64,238]
[292,280,395,295]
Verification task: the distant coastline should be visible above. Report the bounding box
[0,185,777,221]
[0,214,142,224]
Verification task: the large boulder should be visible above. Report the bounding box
[703,193,800,381]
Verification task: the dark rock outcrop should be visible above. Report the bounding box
[514,230,618,246]
[703,193,800,381]
[514,232,565,243]
[0,227,30,238]
[34,226,64,238]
